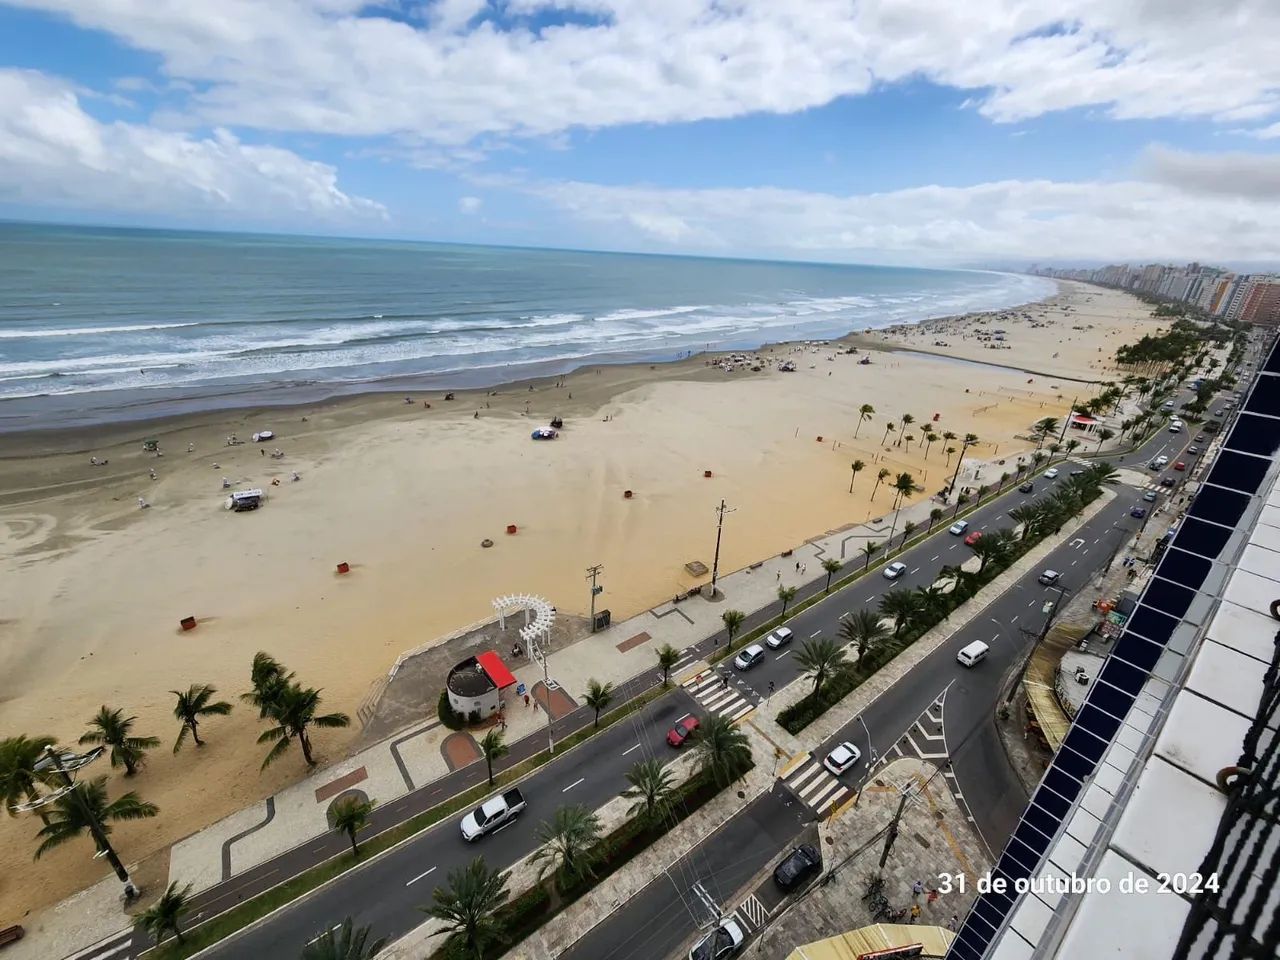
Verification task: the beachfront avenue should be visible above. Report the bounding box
[164,395,1200,960]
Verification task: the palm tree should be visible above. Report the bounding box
[927,507,945,531]
[941,430,957,450]
[794,636,847,696]
[848,458,866,493]
[583,680,613,728]
[944,445,958,466]
[79,707,159,777]
[1065,438,1081,454]
[426,857,510,960]
[897,413,915,446]
[621,759,675,822]
[531,804,601,883]
[171,684,233,753]
[854,404,874,438]
[922,430,938,459]
[656,644,681,687]
[331,795,375,857]
[970,533,1010,572]
[777,585,797,617]
[721,609,745,649]
[871,467,891,501]
[887,471,921,552]
[0,734,57,824]
[1033,417,1058,448]
[33,776,157,880]
[1096,427,1115,450]
[1008,505,1041,541]
[878,590,920,637]
[302,917,387,960]
[838,610,888,663]
[242,652,294,718]
[257,683,351,769]
[880,422,895,446]
[478,729,507,785]
[903,434,916,453]
[820,557,841,592]
[692,714,754,787]
[902,520,917,540]
[862,540,880,570]
[134,881,193,946]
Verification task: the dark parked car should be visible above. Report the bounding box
[1018,481,1034,493]
[1160,476,1176,487]
[773,844,822,891]
[1194,434,1206,443]
[1130,507,1147,519]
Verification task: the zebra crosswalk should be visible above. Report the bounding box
[730,893,769,932]
[682,671,757,724]
[779,753,850,816]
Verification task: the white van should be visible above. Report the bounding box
[956,640,990,667]
[1168,420,1183,434]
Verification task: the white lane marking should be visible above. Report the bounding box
[562,777,585,793]
[810,630,822,638]
[622,743,642,756]
[406,866,438,887]
[992,635,1000,643]
[1027,600,1036,607]
[307,925,343,945]
[1071,560,1078,566]
[931,555,940,561]
[1082,548,1090,555]
[776,650,791,659]
[910,567,920,575]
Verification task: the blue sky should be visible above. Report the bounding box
[1,1,1278,265]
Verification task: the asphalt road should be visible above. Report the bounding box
[559,786,810,960]
[552,400,1209,960]
[140,389,1205,960]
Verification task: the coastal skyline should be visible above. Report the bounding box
[2,1,1279,265]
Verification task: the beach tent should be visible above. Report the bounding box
[252,430,274,442]
[531,427,558,441]
[226,489,265,512]
[142,438,159,452]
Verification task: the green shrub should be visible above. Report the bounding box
[436,689,465,730]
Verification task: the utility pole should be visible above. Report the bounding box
[879,788,912,868]
[1058,397,1077,445]
[852,714,878,809]
[527,632,555,755]
[586,563,604,631]
[710,499,735,597]
[1005,584,1069,705]
[42,747,140,900]
[948,436,977,518]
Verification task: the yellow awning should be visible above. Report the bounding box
[784,923,955,959]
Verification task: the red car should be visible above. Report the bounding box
[667,714,700,747]
[1174,461,1187,471]
[964,530,983,546]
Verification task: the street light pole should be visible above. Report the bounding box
[1005,583,1070,705]
[586,563,604,631]
[948,437,977,518]
[42,746,140,901]
[710,499,735,597]
[852,714,878,809]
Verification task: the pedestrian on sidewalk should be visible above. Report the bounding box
[776,570,781,582]
[912,879,924,900]
[499,714,507,731]
[800,563,806,575]
[910,903,921,923]
[523,692,530,707]
[795,561,800,571]
[947,915,958,931]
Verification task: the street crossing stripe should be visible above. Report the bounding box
[724,703,754,723]
[787,761,824,791]
[778,752,810,778]
[67,934,132,960]
[815,786,850,813]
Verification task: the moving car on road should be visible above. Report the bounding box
[667,714,700,747]
[823,741,862,775]
[733,644,766,671]
[1160,476,1176,487]
[1044,467,1060,479]
[689,918,745,960]
[963,530,983,546]
[460,788,526,841]
[772,844,822,891]
[1143,490,1158,502]
[1038,569,1061,585]
[1131,507,1147,519]
[949,520,969,535]
[1018,481,1034,493]
[883,561,907,580]
[1174,461,1186,471]
[1187,446,1199,456]
[765,627,794,649]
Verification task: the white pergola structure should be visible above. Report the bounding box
[492,593,555,651]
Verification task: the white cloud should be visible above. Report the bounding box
[0,68,386,223]
[530,150,1280,265]
[458,194,482,213]
[7,0,1279,145]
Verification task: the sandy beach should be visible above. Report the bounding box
[0,279,1161,918]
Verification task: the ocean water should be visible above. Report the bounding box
[0,223,1056,429]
